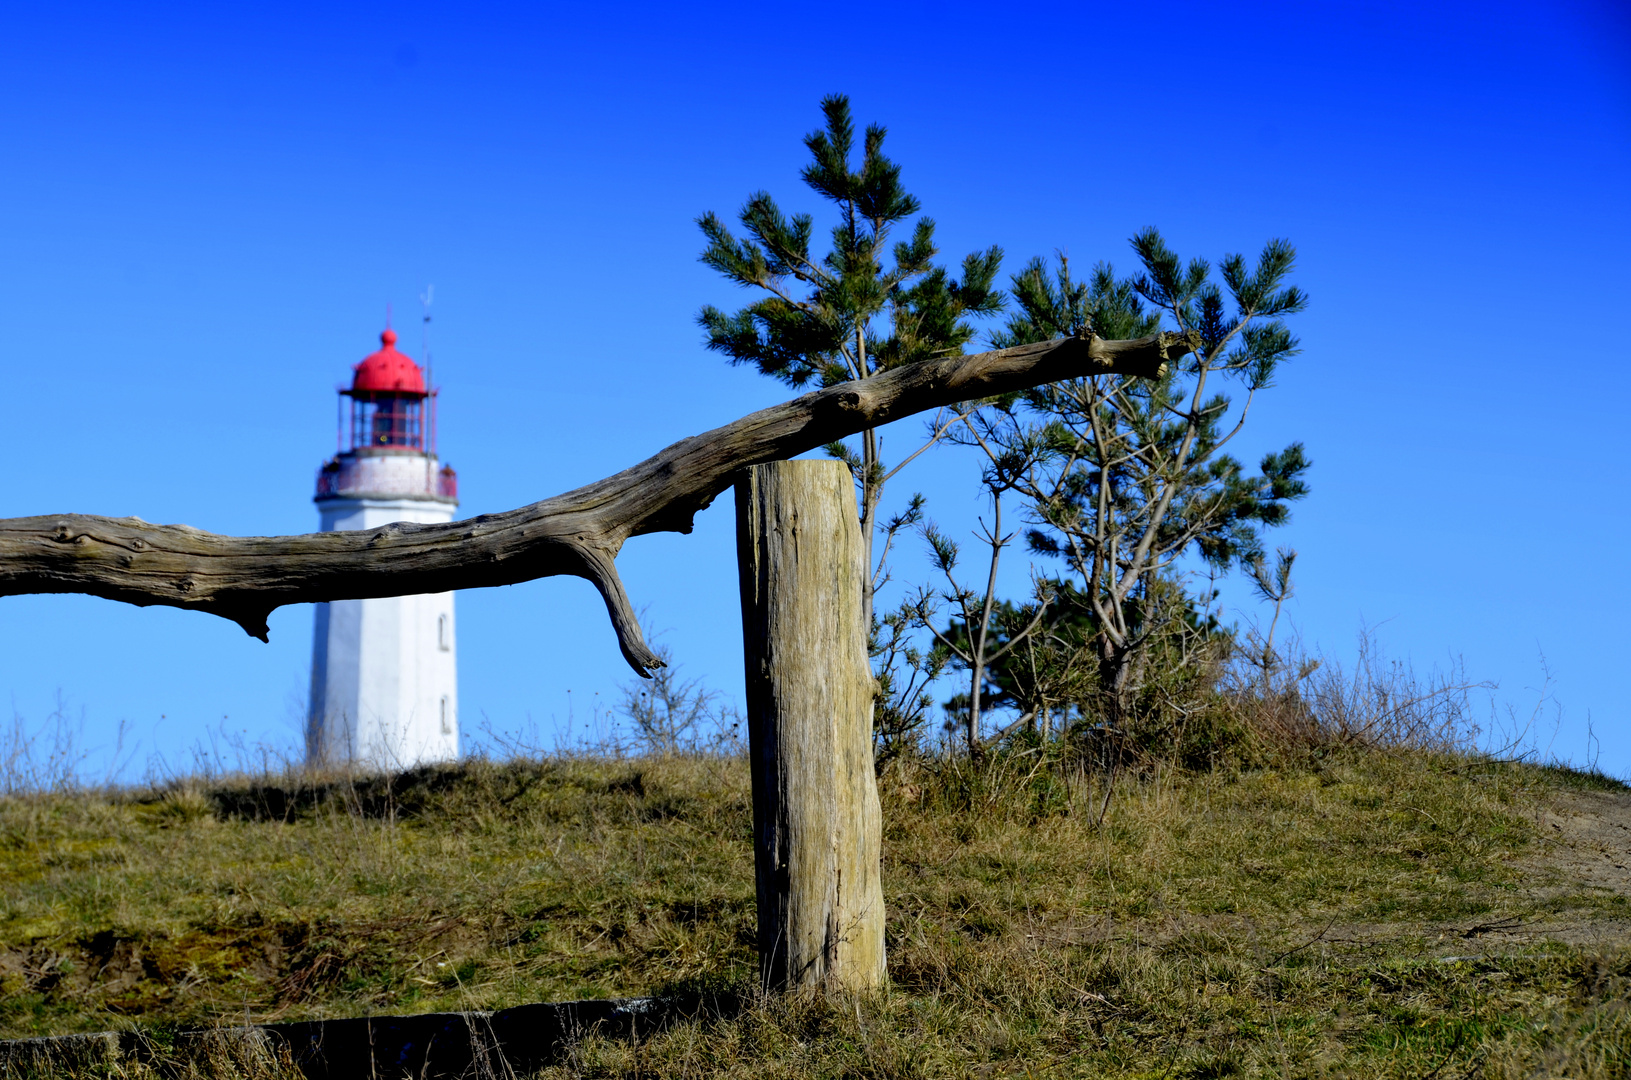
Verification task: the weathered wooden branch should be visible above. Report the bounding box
[0,331,1192,675]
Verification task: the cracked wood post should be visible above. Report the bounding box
[736,460,885,993]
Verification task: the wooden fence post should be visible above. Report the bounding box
[736,460,886,993]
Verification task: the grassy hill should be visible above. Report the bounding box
[1,744,1629,1077]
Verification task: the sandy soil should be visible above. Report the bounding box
[1232,786,1631,959]
[1515,785,1631,947]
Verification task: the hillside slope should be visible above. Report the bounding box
[1,751,1627,1077]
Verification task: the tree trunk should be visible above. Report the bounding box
[736,461,885,993]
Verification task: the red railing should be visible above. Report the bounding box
[315,464,343,498]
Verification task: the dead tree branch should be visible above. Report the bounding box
[0,331,1192,675]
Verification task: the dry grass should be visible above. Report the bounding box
[1,741,1628,1077]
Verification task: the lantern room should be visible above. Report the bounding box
[343,328,436,453]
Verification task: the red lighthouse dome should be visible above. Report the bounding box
[333,327,437,454]
[350,328,427,397]
[316,325,456,502]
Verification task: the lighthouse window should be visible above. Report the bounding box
[371,398,421,447]
[349,396,424,450]
[437,613,451,651]
[440,696,452,735]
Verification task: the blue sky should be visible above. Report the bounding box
[1,1,1627,779]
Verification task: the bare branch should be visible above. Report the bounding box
[0,331,1190,676]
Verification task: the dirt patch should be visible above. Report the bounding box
[1239,788,1631,959]
[1504,786,1631,947]
[1532,787,1631,893]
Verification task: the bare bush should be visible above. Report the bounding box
[1221,629,1487,756]
[617,644,720,756]
[0,694,133,797]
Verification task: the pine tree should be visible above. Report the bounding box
[696,94,1005,626]
[961,233,1311,722]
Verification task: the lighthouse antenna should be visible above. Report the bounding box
[420,285,435,454]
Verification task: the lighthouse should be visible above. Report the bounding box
[307,328,460,771]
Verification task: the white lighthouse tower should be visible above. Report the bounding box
[307,327,460,771]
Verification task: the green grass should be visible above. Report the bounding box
[0,748,1627,1077]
